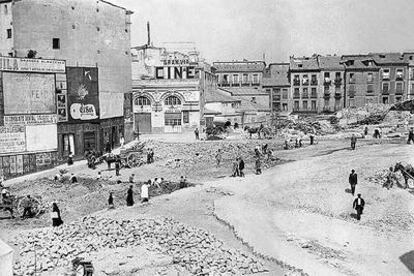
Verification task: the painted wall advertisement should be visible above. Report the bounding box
[0,56,65,73]
[3,73,56,114]
[66,67,99,122]
[0,126,26,154]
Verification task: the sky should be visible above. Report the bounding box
[111,0,414,63]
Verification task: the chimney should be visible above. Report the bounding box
[147,21,151,46]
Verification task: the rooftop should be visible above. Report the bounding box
[290,56,320,71]
[369,52,407,65]
[205,89,241,103]
[317,56,344,70]
[222,87,268,96]
[237,99,270,113]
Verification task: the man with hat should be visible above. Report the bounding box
[353,194,365,220]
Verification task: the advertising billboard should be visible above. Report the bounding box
[66,67,99,123]
[0,57,65,73]
[25,124,58,152]
[3,73,56,114]
[0,126,25,154]
[100,92,123,119]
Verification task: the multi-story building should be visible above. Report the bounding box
[262,63,291,114]
[131,43,217,133]
[341,55,381,108]
[214,61,269,108]
[403,52,414,99]
[289,56,320,113]
[370,53,408,104]
[317,55,345,112]
[0,0,133,157]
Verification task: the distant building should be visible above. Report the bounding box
[341,55,381,108]
[0,0,133,157]
[289,56,320,113]
[403,52,414,99]
[317,55,345,112]
[213,60,270,123]
[262,63,291,114]
[131,44,216,133]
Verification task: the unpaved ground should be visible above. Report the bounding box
[1,134,410,275]
[214,143,414,275]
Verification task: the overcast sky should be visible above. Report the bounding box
[112,0,414,63]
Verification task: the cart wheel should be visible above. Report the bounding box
[16,195,43,217]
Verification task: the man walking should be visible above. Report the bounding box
[239,157,245,177]
[21,195,33,219]
[350,134,357,150]
[194,128,200,140]
[215,149,222,167]
[115,156,121,176]
[232,157,240,177]
[407,127,414,144]
[255,157,262,175]
[126,185,134,206]
[353,193,365,220]
[349,169,358,196]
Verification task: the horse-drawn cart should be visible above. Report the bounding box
[98,142,147,169]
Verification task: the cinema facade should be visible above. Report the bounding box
[131,45,217,133]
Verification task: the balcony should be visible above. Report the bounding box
[302,93,309,99]
[220,82,230,87]
[334,78,342,87]
[334,93,342,99]
[293,79,300,86]
[310,93,318,98]
[396,75,404,81]
[293,93,300,99]
[382,89,389,95]
[382,74,390,80]
[241,82,250,86]
[310,80,318,86]
[302,80,309,86]
[324,78,331,86]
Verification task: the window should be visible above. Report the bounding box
[324,98,330,107]
[311,74,317,85]
[396,68,404,79]
[63,134,75,154]
[251,97,256,103]
[53,38,60,49]
[302,74,309,85]
[242,74,248,84]
[182,111,189,124]
[367,73,373,83]
[324,85,330,93]
[294,101,299,111]
[349,73,355,83]
[367,84,374,93]
[302,101,308,110]
[282,103,288,111]
[135,96,151,106]
[382,97,389,104]
[311,100,317,111]
[382,69,390,79]
[335,86,341,94]
[335,72,341,79]
[233,74,239,84]
[396,82,404,94]
[252,74,259,84]
[302,87,308,98]
[164,95,181,106]
[164,118,181,126]
[4,4,8,14]
[294,88,300,98]
[6,29,11,39]
[396,96,402,102]
[324,72,330,79]
[382,82,389,93]
[311,87,317,97]
[282,89,288,99]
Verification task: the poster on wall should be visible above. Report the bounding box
[66,67,99,123]
[3,73,56,114]
[57,94,68,122]
[0,126,26,154]
[26,124,58,152]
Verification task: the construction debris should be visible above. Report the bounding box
[13,216,267,276]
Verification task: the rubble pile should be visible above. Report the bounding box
[365,169,405,186]
[274,117,337,136]
[13,216,267,276]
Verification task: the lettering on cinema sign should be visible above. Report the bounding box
[155,58,198,80]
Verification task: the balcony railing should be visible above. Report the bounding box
[302,93,309,99]
[293,93,300,99]
[334,93,342,99]
[220,82,230,87]
[324,79,331,86]
[396,74,404,80]
[310,80,318,86]
[334,78,342,86]
[310,93,318,98]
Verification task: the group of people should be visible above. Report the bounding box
[231,157,245,177]
[348,169,365,220]
[146,148,155,164]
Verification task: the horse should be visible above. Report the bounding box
[244,126,272,139]
[393,162,414,188]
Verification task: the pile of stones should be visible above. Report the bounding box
[13,216,267,276]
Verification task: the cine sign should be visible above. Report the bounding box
[155,66,197,80]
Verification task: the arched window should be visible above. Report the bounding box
[135,96,151,106]
[164,95,181,106]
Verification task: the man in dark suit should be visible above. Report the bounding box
[353,193,365,220]
[349,169,358,196]
[350,134,357,150]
